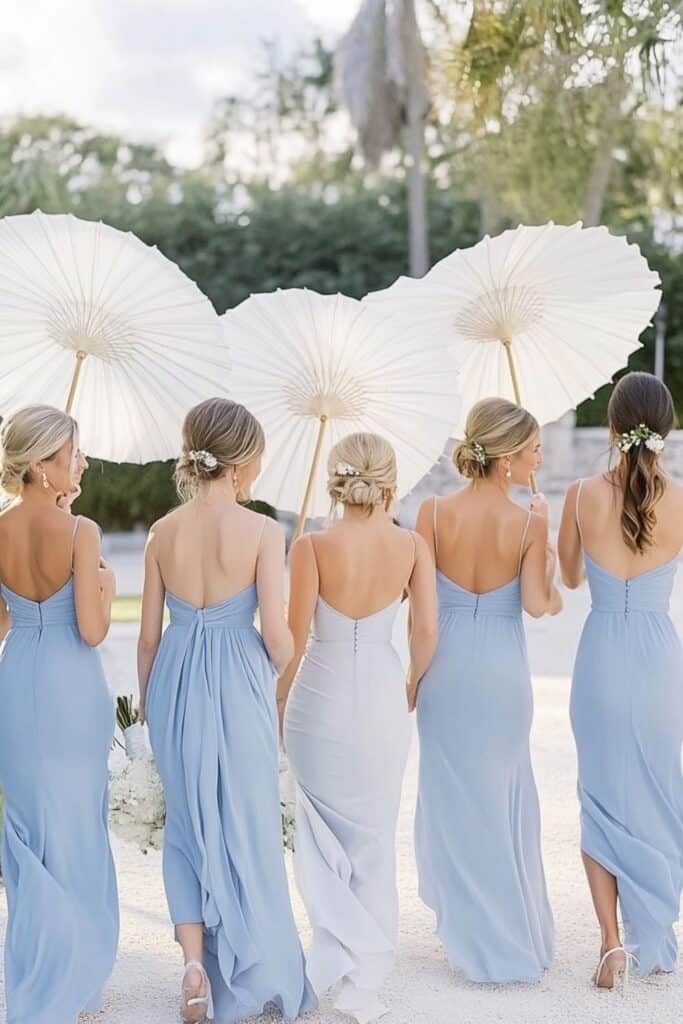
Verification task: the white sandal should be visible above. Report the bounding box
[181,960,211,1023]
[594,946,638,994]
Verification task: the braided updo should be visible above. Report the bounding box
[327,432,397,516]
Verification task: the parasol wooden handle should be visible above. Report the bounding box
[501,337,538,494]
[65,351,87,414]
[293,415,328,541]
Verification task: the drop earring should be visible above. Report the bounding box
[41,471,50,490]
[232,468,241,500]
[505,462,512,479]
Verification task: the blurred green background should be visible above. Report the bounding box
[1,4,681,529]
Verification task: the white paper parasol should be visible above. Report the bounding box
[222,288,460,532]
[363,222,661,435]
[0,211,227,463]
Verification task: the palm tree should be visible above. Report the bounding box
[335,0,431,277]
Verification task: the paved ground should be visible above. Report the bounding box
[2,533,683,1024]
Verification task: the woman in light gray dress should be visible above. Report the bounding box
[280,432,437,1024]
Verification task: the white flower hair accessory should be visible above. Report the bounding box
[335,461,361,477]
[615,424,665,455]
[188,449,218,470]
[466,439,487,466]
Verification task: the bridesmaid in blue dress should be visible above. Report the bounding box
[414,397,560,984]
[139,398,313,1024]
[559,372,683,990]
[0,404,118,1024]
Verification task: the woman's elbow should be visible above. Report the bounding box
[412,622,438,653]
[560,568,582,590]
[264,627,294,671]
[81,625,108,646]
[138,634,161,660]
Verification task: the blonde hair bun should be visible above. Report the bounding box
[327,433,397,515]
[454,397,538,479]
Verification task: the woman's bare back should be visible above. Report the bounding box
[151,500,266,608]
[575,473,683,578]
[0,503,78,602]
[310,518,416,619]
[431,489,535,594]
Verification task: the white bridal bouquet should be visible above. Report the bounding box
[109,696,165,854]
[279,747,296,853]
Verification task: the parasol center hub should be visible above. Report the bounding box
[49,301,139,363]
[284,383,368,420]
[454,284,544,342]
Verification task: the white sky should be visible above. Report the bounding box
[0,0,361,166]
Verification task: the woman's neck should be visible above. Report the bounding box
[468,476,511,499]
[193,478,239,506]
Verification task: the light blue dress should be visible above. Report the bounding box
[0,574,119,1024]
[146,580,314,1024]
[415,502,554,983]
[571,486,683,974]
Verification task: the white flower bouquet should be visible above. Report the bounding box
[109,696,165,854]
[279,747,297,853]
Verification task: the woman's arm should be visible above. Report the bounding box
[406,533,438,711]
[557,481,585,589]
[73,518,116,646]
[276,535,318,731]
[415,497,436,563]
[137,528,165,723]
[520,515,562,617]
[257,519,295,679]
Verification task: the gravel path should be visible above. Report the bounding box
[2,584,682,1023]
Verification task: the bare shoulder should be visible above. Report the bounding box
[259,513,285,544]
[663,477,683,501]
[148,505,185,537]
[410,528,431,559]
[576,472,610,496]
[660,478,683,515]
[417,495,437,520]
[73,515,102,540]
[0,501,20,523]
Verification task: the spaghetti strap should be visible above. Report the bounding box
[407,530,418,586]
[517,509,533,575]
[308,532,321,586]
[70,516,82,570]
[432,497,439,557]
[577,477,589,548]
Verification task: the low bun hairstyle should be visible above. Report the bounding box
[608,371,675,554]
[453,397,539,479]
[175,398,265,502]
[0,405,77,499]
[327,432,397,516]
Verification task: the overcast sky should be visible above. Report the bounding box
[0,0,361,165]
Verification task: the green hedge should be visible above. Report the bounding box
[76,460,276,531]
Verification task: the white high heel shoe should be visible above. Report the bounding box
[181,960,211,1023]
[594,946,638,994]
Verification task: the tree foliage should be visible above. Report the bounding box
[0,10,682,527]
